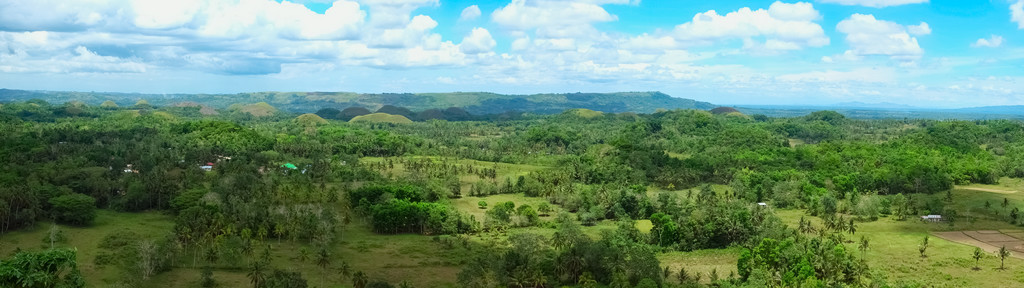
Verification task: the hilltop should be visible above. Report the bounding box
[0,89,714,115]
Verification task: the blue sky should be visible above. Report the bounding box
[0,0,1022,107]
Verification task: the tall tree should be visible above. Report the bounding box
[316,248,331,287]
[247,260,267,288]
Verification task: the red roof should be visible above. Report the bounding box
[206,162,215,166]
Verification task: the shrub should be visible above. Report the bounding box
[49,194,97,226]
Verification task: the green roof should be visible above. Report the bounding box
[281,163,298,169]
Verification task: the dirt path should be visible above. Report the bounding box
[962,187,1018,194]
[933,231,1024,259]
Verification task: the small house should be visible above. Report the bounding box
[757,202,768,207]
[200,162,214,171]
[921,215,942,222]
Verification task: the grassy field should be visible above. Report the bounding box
[0,210,176,287]
[452,193,561,224]
[776,204,1024,287]
[362,156,548,179]
[658,248,741,284]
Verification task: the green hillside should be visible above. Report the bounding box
[0,89,714,115]
[349,113,414,124]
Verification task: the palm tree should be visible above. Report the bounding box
[577,272,598,288]
[298,247,310,263]
[246,260,267,288]
[353,271,369,288]
[973,247,984,270]
[919,235,929,258]
[677,266,689,284]
[204,245,220,266]
[316,248,331,287]
[273,223,285,244]
[858,236,870,258]
[530,270,547,288]
[338,261,352,280]
[1000,245,1011,270]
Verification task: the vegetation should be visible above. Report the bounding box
[4,97,1024,287]
[349,113,414,124]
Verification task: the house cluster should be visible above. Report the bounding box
[122,164,139,173]
[198,155,233,172]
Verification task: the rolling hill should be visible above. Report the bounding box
[0,89,714,115]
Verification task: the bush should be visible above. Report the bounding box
[49,194,97,226]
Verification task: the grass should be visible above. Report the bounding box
[239,102,277,117]
[362,156,550,196]
[776,206,1024,287]
[0,210,477,287]
[452,194,561,224]
[658,248,741,284]
[0,210,175,287]
[567,108,604,119]
[645,184,732,200]
[349,113,413,124]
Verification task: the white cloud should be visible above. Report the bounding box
[818,0,928,8]
[777,68,896,83]
[972,35,1004,48]
[459,5,481,21]
[1013,0,1024,29]
[836,14,927,59]
[0,0,468,73]
[768,1,820,21]
[0,44,146,73]
[460,28,496,54]
[359,0,439,29]
[907,22,930,36]
[492,0,618,37]
[672,2,829,50]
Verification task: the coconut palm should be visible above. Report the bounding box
[353,271,368,288]
[246,260,266,288]
[1000,245,1011,270]
[973,247,984,270]
[315,248,331,287]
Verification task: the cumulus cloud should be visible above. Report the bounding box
[672,1,829,50]
[359,0,439,29]
[777,67,897,83]
[907,22,930,36]
[0,0,468,73]
[836,14,928,59]
[1013,0,1024,29]
[460,5,481,21]
[972,35,1004,48]
[818,0,928,8]
[492,0,618,38]
[460,28,496,54]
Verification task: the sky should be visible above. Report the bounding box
[0,0,1022,108]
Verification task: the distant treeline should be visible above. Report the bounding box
[314,105,526,122]
[0,89,716,115]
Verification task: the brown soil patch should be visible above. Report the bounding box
[962,187,1017,194]
[933,231,1024,258]
[964,231,1019,242]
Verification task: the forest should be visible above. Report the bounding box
[3,99,1024,288]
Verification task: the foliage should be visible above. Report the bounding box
[48,194,97,226]
[0,248,86,288]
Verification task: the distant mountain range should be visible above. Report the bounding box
[3,88,1024,120]
[0,89,715,115]
[737,103,1024,120]
[831,101,919,110]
